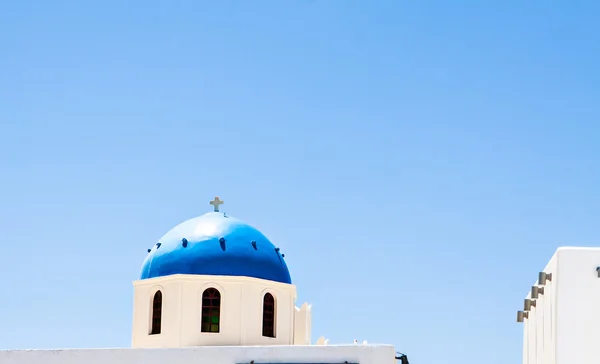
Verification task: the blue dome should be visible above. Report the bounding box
[140,212,291,284]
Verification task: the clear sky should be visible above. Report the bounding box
[1,1,599,363]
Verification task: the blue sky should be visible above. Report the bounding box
[1,1,599,363]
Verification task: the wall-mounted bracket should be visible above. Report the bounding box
[539,271,553,285]
[524,298,536,311]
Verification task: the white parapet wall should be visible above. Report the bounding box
[293,302,312,345]
[0,345,397,364]
[521,247,600,364]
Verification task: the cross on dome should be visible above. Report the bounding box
[209,196,224,212]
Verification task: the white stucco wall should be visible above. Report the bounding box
[521,247,600,364]
[0,345,396,364]
[522,251,557,364]
[132,274,310,348]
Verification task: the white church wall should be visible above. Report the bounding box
[526,289,535,364]
[131,279,183,347]
[542,254,557,364]
[523,252,559,364]
[554,247,600,364]
[522,311,528,364]
[521,247,600,364]
[178,279,237,347]
[0,345,396,364]
[523,253,556,364]
[521,249,558,364]
[132,274,301,348]
[238,280,296,346]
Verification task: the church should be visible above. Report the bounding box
[517,247,600,364]
[1,197,402,364]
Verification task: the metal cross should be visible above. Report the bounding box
[210,196,224,212]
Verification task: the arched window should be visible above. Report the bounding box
[201,288,221,333]
[150,290,162,335]
[262,293,275,338]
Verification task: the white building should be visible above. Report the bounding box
[1,197,403,364]
[518,247,600,364]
